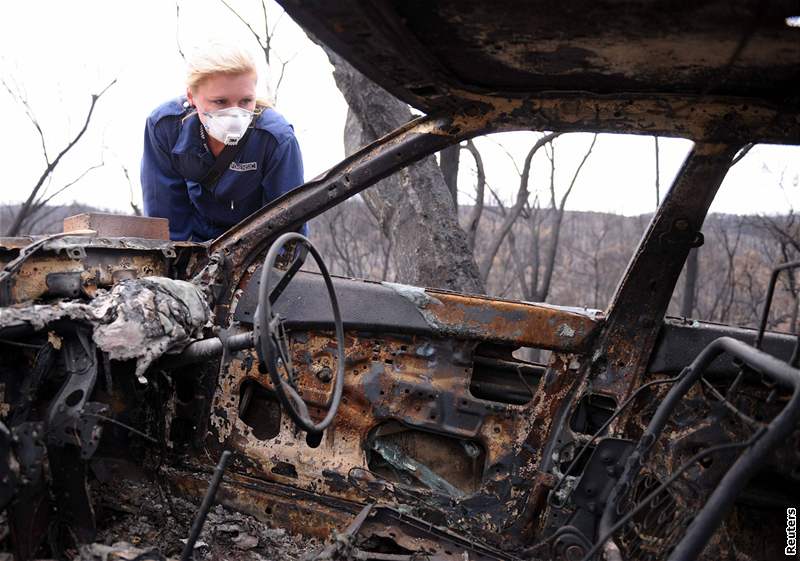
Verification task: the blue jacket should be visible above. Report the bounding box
[141,98,304,241]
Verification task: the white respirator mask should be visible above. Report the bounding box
[201,107,254,145]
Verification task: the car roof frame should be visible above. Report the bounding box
[205,92,794,316]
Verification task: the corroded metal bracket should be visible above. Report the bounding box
[46,329,105,456]
[46,328,104,544]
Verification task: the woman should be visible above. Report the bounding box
[141,42,304,241]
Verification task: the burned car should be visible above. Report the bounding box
[2,1,800,560]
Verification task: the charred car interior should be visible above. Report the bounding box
[2,1,800,560]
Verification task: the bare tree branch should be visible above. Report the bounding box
[14,159,105,235]
[546,139,556,206]
[538,133,597,301]
[327,207,356,277]
[219,0,270,64]
[176,1,186,62]
[267,3,287,47]
[34,161,104,211]
[6,79,116,236]
[216,1,298,105]
[559,134,597,212]
[1,78,50,165]
[461,140,485,251]
[261,0,270,51]
[122,163,142,216]
[478,133,560,282]
[488,136,522,177]
[485,182,531,301]
[272,55,295,105]
[526,194,545,299]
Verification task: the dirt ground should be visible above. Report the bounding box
[76,470,323,561]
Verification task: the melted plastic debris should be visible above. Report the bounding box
[0,277,210,382]
[557,324,576,338]
[381,282,447,332]
[381,282,443,309]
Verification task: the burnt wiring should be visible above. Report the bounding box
[591,336,800,561]
[347,466,445,513]
[577,438,757,561]
[722,259,800,430]
[520,529,561,558]
[550,300,792,511]
[81,412,158,444]
[548,373,685,507]
[699,377,763,430]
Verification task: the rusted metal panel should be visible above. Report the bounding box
[169,468,355,540]
[419,289,601,352]
[0,236,206,304]
[447,92,800,144]
[63,213,169,240]
[205,328,583,547]
[1,250,167,303]
[277,1,800,114]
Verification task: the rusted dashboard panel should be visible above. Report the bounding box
[0,236,206,304]
[235,268,602,351]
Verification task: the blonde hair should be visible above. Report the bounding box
[186,41,257,91]
[184,41,271,111]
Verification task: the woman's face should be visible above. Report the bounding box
[187,71,258,119]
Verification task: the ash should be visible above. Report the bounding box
[76,474,321,561]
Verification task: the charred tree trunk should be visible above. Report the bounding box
[324,48,485,294]
[439,145,460,210]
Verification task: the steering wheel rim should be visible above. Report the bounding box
[253,232,345,435]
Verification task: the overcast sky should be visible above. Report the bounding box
[1,0,798,222]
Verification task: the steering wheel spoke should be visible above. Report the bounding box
[269,242,309,305]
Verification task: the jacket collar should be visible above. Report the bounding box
[170,111,211,160]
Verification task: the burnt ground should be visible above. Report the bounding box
[77,471,323,561]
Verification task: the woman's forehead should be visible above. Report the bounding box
[197,72,257,96]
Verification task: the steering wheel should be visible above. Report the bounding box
[253,232,345,436]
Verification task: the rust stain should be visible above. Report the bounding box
[421,289,600,352]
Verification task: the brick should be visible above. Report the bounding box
[63,213,169,240]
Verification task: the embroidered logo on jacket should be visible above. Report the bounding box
[229,161,257,172]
